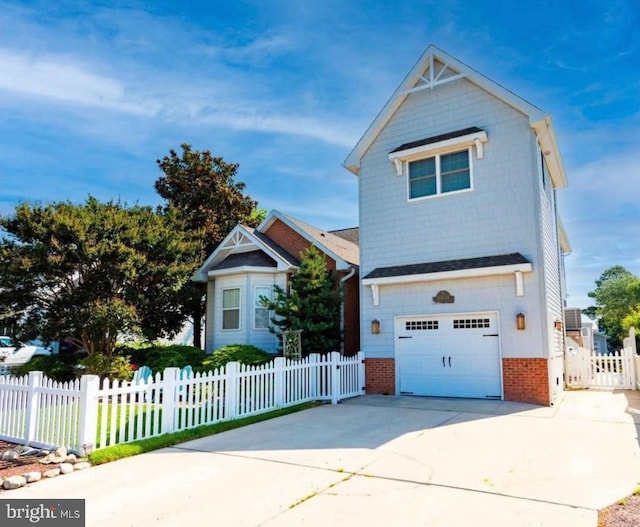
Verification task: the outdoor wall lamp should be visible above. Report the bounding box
[371,319,381,334]
[554,320,563,331]
[516,312,526,331]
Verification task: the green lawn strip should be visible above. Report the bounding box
[89,401,320,465]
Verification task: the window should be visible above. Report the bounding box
[453,318,490,329]
[406,320,439,331]
[222,288,240,330]
[409,149,471,199]
[254,286,272,330]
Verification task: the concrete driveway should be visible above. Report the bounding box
[7,390,640,526]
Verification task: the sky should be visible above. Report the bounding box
[0,0,638,312]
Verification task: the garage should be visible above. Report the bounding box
[396,313,502,399]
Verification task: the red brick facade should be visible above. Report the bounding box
[502,358,550,405]
[264,219,337,271]
[364,358,396,395]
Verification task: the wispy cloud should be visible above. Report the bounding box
[0,48,158,115]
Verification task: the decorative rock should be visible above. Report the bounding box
[59,463,74,474]
[43,468,61,478]
[65,454,77,464]
[54,447,67,458]
[24,471,42,483]
[3,476,27,490]
[1,450,18,461]
[73,462,91,471]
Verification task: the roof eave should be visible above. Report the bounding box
[532,117,568,189]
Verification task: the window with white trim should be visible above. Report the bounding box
[254,286,272,330]
[408,149,471,199]
[222,288,240,330]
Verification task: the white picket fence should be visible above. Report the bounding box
[565,328,636,390]
[0,351,364,453]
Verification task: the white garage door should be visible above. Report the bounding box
[396,313,502,399]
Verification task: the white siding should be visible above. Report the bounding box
[206,272,286,354]
[361,273,545,360]
[359,78,540,276]
[358,77,548,362]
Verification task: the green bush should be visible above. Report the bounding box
[10,354,78,382]
[119,343,206,372]
[78,354,133,381]
[200,344,272,371]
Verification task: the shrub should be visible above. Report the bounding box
[10,354,78,382]
[201,344,272,371]
[78,354,133,381]
[118,343,206,372]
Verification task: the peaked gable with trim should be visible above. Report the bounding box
[343,44,567,189]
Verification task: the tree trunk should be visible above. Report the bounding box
[193,311,202,349]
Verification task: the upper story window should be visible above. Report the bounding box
[389,127,487,201]
[222,288,240,330]
[408,149,471,199]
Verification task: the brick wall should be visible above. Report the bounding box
[264,219,337,271]
[502,358,550,405]
[343,274,360,355]
[364,358,395,395]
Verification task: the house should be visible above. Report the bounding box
[192,210,360,355]
[564,307,609,355]
[343,45,571,405]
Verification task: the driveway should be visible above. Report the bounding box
[7,390,640,526]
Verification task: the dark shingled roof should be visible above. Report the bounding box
[364,253,530,280]
[329,227,359,246]
[212,250,278,271]
[390,126,484,154]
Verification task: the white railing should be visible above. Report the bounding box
[0,351,364,452]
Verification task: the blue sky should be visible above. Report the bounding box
[0,0,638,311]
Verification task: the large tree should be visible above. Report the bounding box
[155,144,263,348]
[0,197,195,355]
[261,245,342,355]
[584,266,640,348]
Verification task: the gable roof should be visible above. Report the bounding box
[192,224,297,282]
[343,44,567,189]
[193,212,359,282]
[259,211,359,269]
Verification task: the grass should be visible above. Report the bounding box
[89,401,320,465]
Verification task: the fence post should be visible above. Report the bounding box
[330,351,340,404]
[628,327,637,390]
[273,357,285,408]
[308,354,319,399]
[24,371,42,445]
[358,351,366,395]
[225,362,238,419]
[162,368,179,434]
[78,374,99,455]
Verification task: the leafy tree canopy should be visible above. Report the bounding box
[583,266,640,348]
[154,144,265,347]
[0,197,196,355]
[261,245,342,355]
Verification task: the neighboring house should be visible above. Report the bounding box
[193,210,360,355]
[564,307,609,354]
[343,45,571,405]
